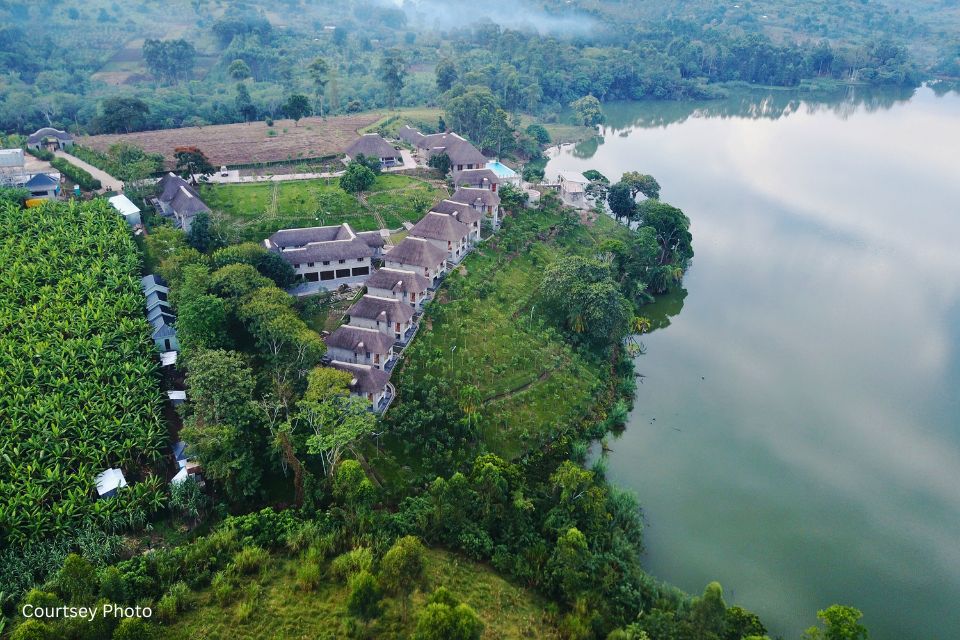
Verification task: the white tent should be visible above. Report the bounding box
[108,194,142,226]
[94,468,127,498]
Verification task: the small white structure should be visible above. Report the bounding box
[160,351,178,367]
[166,390,187,406]
[109,194,142,226]
[94,468,127,498]
[556,171,589,208]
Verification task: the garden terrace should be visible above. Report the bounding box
[0,199,167,545]
[201,174,447,243]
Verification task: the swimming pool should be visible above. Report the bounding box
[485,160,517,178]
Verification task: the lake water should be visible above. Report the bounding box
[545,85,960,639]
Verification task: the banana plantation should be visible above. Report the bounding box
[0,200,167,545]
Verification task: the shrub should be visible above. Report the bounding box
[211,571,237,605]
[10,620,54,640]
[112,617,156,640]
[294,560,322,592]
[330,547,373,582]
[50,157,102,191]
[231,546,269,576]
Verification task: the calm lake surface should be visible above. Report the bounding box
[545,86,960,639]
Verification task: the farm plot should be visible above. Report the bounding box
[0,200,167,545]
[79,114,382,168]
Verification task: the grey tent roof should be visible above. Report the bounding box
[27,127,73,144]
[329,361,391,395]
[409,212,471,242]
[151,320,178,340]
[384,236,447,268]
[141,274,169,291]
[325,325,394,354]
[25,173,59,190]
[450,187,500,208]
[345,134,400,159]
[365,267,431,294]
[348,294,415,325]
[432,199,482,224]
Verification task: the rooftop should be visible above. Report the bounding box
[329,360,391,395]
[365,267,431,294]
[409,211,471,242]
[345,133,399,159]
[385,236,448,268]
[325,325,395,354]
[348,294,415,324]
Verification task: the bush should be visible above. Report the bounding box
[294,560,322,592]
[25,147,54,161]
[231,546,269,575]
[330,547,373,582]
[50,157,102,191]
[112,617,155,640]
[10,620,54,640]
[211,570,237,605]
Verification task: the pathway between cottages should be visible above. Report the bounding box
[53,149,123,192]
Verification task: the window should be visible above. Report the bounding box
[307,262,314,267]
[305,272,319,282]
[352,266,369,277]
[411,292,416,302]
[322,261,330,266]
[320,271,335,281]
[339,259,346,264]
[294,263,301,269]
[357,258,364,262]
[336,268,351,278]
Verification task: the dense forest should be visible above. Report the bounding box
[0,0,954,134]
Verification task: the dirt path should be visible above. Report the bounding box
[53,149,122,192]
[483,368,555,405]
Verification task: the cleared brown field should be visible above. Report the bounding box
[79,114,382,168]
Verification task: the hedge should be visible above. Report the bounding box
[50,157,102,191]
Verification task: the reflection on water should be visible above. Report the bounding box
[547,86,960,640]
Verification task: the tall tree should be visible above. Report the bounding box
[380,536,427,622]
[235,82,257,122]
[179,349,265,501]
[570,95,604,126]
[283,93,311,125]
[635,200,693,266]
[621,171,661,200]
[307,57,330,117]
[339,161,376,198]
[803,605,869,640]
[435,58,458,92]
[607,182,635,221]
[95,97,149,134]
[174,146,215,179]
[379,49,407,108]
[228,58,252,81]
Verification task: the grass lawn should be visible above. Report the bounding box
[386,208,628,464]
[362,107,444,137]
[164,548,559,640]
[201,174,447,243]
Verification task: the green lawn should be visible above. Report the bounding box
[164,548,559,640]
[387,208,626,463]
[201,174,447,242]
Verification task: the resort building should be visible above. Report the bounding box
[329,360,394,413]
[23,173,60,200]
[346,294,416,341]
[141,274,180,353]
[450,187,501,227]
[453,167,500,192]
[365,267,432,310]
[325,325,395,370]
[432,199,483,243]
[155,173,210,232]
[408,211,472,262]
[344,133,403,168]
[264,223,385,290]
[383,236,448,285]
[398,127,489,172]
